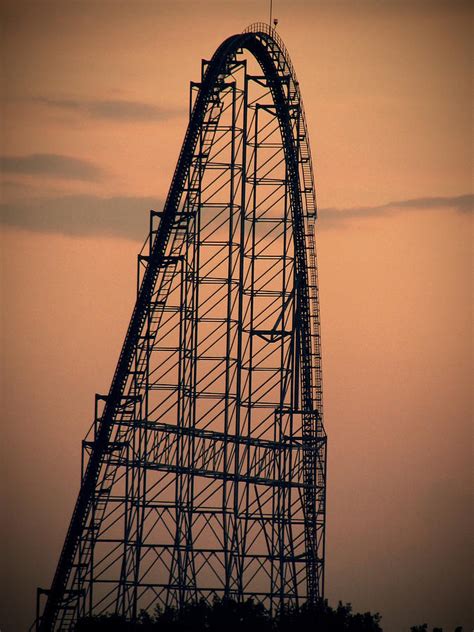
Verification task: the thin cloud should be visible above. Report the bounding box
[36,97,185,121]
[318,194,473,227]
[0,153,103,182]
[1,193,471,242]
[0,195,161,241]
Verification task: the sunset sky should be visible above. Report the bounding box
[1,1,472,631]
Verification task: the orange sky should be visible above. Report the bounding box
[1,1,472,631]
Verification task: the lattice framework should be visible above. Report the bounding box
[37,23,326,631]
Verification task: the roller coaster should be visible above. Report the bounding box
[36,23,326,630]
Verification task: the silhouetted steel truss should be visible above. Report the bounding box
[36,23,326,631]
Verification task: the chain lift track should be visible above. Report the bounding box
[36,23,326,630]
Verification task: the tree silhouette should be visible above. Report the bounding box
[74,598,382,631]
[74,601,467,632]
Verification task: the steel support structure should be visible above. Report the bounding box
[37,23,326,630]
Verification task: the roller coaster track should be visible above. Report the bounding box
[37,23,326,630]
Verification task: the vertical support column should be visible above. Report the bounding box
[278,152,292,608]
[115,212,156,616]
[239,92,260,599]
[222,79,238,598]
[172,251,195,607]
[233,65,248,599]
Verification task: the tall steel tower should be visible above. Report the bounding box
[36,23,326,630]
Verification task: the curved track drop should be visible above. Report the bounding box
[38,23,326,630]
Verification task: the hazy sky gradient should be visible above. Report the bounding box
[1,1,472,631]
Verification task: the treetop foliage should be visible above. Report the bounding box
[75,597,383,631]
[74,598,465,631]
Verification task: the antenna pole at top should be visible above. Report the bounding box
[269,0,273,26]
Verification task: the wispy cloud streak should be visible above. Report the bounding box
[0,195,160,241]
[36,97,185,121]
[0,153,103,182]
[0,194,471,241]
[318,194,473,227]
